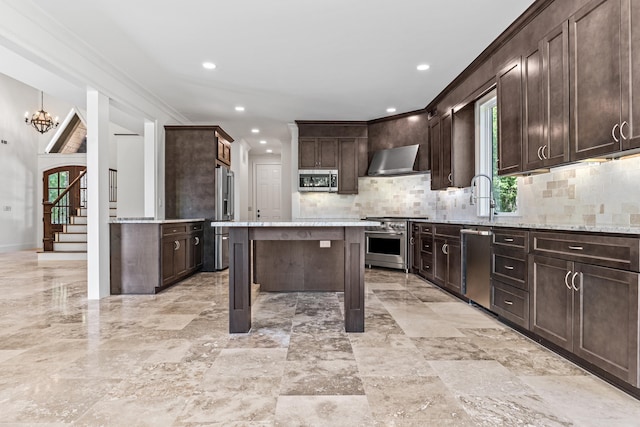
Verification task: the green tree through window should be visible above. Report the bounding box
[491,104,517,213]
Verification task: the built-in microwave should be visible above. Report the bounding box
[298,170,338,192]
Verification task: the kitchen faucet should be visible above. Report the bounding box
[470,173,495,221]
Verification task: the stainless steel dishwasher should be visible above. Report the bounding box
[460,227,492,309]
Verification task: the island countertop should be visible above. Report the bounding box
[211,219,380,227]
[111,217,206,224]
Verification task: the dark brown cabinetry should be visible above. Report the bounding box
[433,224,462,294]
[491,229,530,328]
[164,126,233,218]
[110,221,204,294]
[529,230,640,386]
[296,121,368,194]
[569,0,640,159]
[497,57,524,175]
[415,223,434,280]
[410,223,421,273]
[429,111,452,190]
[337,138,359,194]
[298,138,338,169]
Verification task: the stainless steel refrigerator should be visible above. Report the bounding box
[213,165,234,270]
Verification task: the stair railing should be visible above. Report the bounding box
[43,168,87,251]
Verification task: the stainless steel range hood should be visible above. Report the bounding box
[367,144,419,176]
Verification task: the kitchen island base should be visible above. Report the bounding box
[220,222,373,334]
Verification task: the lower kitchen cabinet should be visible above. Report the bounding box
[433,224,462,294]
[530,254,640,386]
[111,221,204,295]
[491,279,529,329]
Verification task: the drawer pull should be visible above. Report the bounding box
[504,300,514,306]
[172,229,177,233]
[504,265,515,270]
[564,271,572,290]
[503,238,514,242]
[424,265,430,270]
[568,246,583,251]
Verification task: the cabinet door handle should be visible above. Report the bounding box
[564,271,572,290]
[442,243,449,255]
[174,240,180,251]
[448,173,453,184]
[504,265,515,270]
[612,123,620,142]
[194,236,200,245]
[571,272,581,291]
[568,246,583,251]
[410,237,415,245]
[621,121,629,140]
[504,300,514,305]
[542,144,548,159]
[537,145,543,160]
[503,238,514,243]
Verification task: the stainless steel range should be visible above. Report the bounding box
[364,217,426,272]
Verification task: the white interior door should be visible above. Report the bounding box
[255,163,281,220]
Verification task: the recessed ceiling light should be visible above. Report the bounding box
[235,106,245,112]
[202,62,216,70]
[417,64,430,71]
[386,107,396,113]
[266,149,273,153]
[251,128,260,133]
[259,140,267,144]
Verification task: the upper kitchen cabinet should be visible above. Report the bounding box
[569,0,640,159]
[429,111,450,190]
[524,22,571,171]
[429,105,475,190]
[496,57,524,175]
[164,125,234,219]
[298,138,338,169]
[296,121,368,193]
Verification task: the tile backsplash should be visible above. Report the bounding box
[298,155,640,228]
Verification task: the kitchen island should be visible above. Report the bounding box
[210,220,379,333]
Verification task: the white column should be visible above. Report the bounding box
[143,119,157,218]
[288,123,300,219]
[86,88,110,299]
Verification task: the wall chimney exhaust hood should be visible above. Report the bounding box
[367,144,419,176]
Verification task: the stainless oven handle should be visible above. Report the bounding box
[366,231,405,236]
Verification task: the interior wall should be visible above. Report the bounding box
[115,135,144,218]
[232,140,251,221]
[0,74,50,251]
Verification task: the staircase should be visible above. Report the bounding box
[38,202,117,261]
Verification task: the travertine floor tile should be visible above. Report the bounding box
[1,250,639,425]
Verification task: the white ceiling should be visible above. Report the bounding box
[24,0,535,155]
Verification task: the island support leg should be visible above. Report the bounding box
[229,227,251,333]
[344,227,365,332]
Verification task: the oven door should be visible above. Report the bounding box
[365,231,407,270]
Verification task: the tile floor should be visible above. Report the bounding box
[1,250,640,426]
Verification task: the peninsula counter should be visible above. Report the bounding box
[210,220,379,333]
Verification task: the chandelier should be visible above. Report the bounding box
[25,92,59,134]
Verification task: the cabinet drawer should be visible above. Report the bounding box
[493,229,528,250]
[419,224,433,234]
[491,280,529,329]
[434,224,461,239]
[420,253,433,275]
[411,223,420,233]
[492,254,527,290]
[162,224,187,236]
[531,231,640,271]
[188,222,204,232]
[421,237,433,254]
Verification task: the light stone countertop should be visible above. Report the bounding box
[410,218,640,235]
[210,219,380,227]
[110,218,206,224]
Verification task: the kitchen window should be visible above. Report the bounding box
[475,90,518,216]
